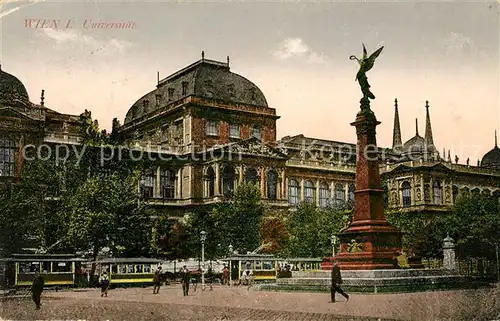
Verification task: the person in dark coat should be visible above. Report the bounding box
[180,266,190,296]
[99,271,109,297]
[330,260,349,303]
[153,266,162,294]
[31,272,45,310]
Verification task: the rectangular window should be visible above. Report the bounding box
[0,138,16,177]
[206,120,218,136]
[52,262,71,273]
[155,94,162,106]
[182,82,188,95]
[168,88,174,101]
[229,124,240,138]
[251,127,261,140]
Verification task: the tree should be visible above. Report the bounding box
[212,183,264,254]
[260,213,289,255]
[445,193,500,259]
[64,172,152,264]
[285,203,351,258]
[387,212,447,258]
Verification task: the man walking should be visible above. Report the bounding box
[31,272,45,310]
[180,265,190,296]
[153,266,162,294]
[330,260,349,303]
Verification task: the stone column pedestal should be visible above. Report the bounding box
[322,99,403,270]
[443,235,456,271]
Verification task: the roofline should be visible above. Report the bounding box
[158,59,229,85]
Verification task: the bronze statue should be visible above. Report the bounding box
[350,44,384,101]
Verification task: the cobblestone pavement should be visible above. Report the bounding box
[1,285,498,320]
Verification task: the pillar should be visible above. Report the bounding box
[300,178,305,202]
[215,163,221,196]
[443,235,456,271]
[238,165,244,185]
[155,166,161,198]
[315,180,320,207]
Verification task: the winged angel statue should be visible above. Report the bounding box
[349,44,384,100]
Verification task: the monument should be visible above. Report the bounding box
[268,45,486,293]
[322,44,403,270]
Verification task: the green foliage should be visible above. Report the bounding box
[64,172,152,259]
[387,212,447,258]
[212,183,265,254]
[285,203,351,258]
[446,194,500,258]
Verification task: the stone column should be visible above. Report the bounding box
[155,166,161,198]
[332,100,403,270]
[300,178,305,202]
[176,168,182,198]
[344,182,349,203]
[443,235,456,271]
[215,163,221,196]
[238,165,244,185]
[260,167,266,195]
[315,180,320,207]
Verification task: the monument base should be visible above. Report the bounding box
[266,269,490,293]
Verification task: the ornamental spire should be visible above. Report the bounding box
[392,98,402,148]
[424,100,434,146]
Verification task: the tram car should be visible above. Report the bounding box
[1,253,85,288]
[90,257,162,287]
[223,254,278,283]
[277,257,322,278]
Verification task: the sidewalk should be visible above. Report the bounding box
[38,284,497,320]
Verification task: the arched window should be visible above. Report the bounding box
[205,167,215,198]
[161,169,175,199]
[471,188,480,197]
[319,183,330,208]
[304,180,315,204]
[460,187,470,199]
[452,186,459,203]
[267,170,278,200]
[0,138,16,177]
[348,183,355,205]
[288,179,300,205]
[222,165,236,197]
[433,180,442,205]
[334,183,345,205]
[402,181,411,207]
[245,168,259,185]
[140,168,156,199]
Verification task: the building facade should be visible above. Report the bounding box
[1,56,499,218]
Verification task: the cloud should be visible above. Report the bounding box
[40,28,133,56]
[273,37,326,64]
[0,0,45,20]
[444,32,474,54]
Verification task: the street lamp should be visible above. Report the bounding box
[228,244,233,286]
[200,230,207,291]
[330,234,337,257]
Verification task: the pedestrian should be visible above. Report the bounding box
[206,267,214,291]
[180,265,190,296]
[222,265,229,286]
[31,272,44,310]
[330,260,349,303]
[99,271,110,297]
[153,266,162,294]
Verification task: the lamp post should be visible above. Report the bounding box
[228,244,233,285]
[330,234,337,258]
[200,230,207,291]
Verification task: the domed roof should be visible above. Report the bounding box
[0,66,30,107]
[124,58,268,124]
[481,132,500,170]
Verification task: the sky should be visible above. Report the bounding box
[0,0,498,163]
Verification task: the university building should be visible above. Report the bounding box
[1,56,499,218]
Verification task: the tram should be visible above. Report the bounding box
[223,254,279,283]
[1,253,85,288]
[90,257,162,287]
[281,258,323,271]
